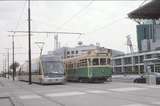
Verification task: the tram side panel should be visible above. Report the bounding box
[65,57,112,82]
[89,66,112,81]
[18,59,42,83]
[19,55,65,84]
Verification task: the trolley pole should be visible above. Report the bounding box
[28,0,32,84]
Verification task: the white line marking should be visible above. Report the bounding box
[147,85,160,89]
[46,92,86,97]
[123,104,149,106]
[19,95,41,99]
[151,101,160,105]
[86,90,110,94]
[109,87,147,92]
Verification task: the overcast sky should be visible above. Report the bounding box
[0,1,145,70]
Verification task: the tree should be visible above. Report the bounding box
[10,62,20,71]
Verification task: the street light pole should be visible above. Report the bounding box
[3,54,6,78]
[3,56,4,78]
[28,0,32,84]
[4,48,10,79]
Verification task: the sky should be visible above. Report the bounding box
[0,0,145,70]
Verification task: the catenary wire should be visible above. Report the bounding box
[55,0,94,31]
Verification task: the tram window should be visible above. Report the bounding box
[38,63,42,75]
[155,64,160,73]
[76,51,78,54]
[80,60,83,67]
[100,58,106,65]
[77,63,80,67]
[93,58,99,65]
[67,51,70,54]
[68,63,73,69]
[31,63,38,74]
[107,59,111,64]
[83,59,87,67]
[18,68,21,75]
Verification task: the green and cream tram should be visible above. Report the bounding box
[64,50,112,82]
[18,55,65,84]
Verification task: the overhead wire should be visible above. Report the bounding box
[13,0,27,32]
[86,17,126,35]
[8,1,28,64]
[50,0,94,47]
[9,0,27,53]
[55,0,94,31]
[85,0,145,36]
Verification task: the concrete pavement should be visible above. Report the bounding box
[0,77,160,106]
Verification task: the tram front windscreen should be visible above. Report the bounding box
[42,61,64,78]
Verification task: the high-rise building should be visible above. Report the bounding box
[137,21,160,52]
[112,0,160,74]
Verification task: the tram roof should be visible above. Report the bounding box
[128,0,160,19]
[64,52,110,62]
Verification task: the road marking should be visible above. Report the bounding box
[109,87,147,92]
[147,85,160,89]
[86,90,110,94]
[151,101,160,105]
[123,104,149,106]
[46,91,86,97]
[19,95,41,99]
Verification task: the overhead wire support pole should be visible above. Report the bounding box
[4,55,6,78]
[8,35,15,80]
[28,0,32,84]
[3,55,4,78]
[5,48,10,79]
[7,49,9,79]
[5,55,7,78]
[9,35,27,80]
[12,35,15,81]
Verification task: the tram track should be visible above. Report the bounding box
[12,81,66,106]
[11,80,160,106]
[55,82,160,106]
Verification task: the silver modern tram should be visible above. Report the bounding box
[18,55,65,84]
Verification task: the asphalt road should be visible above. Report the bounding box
[0,77,160,106]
